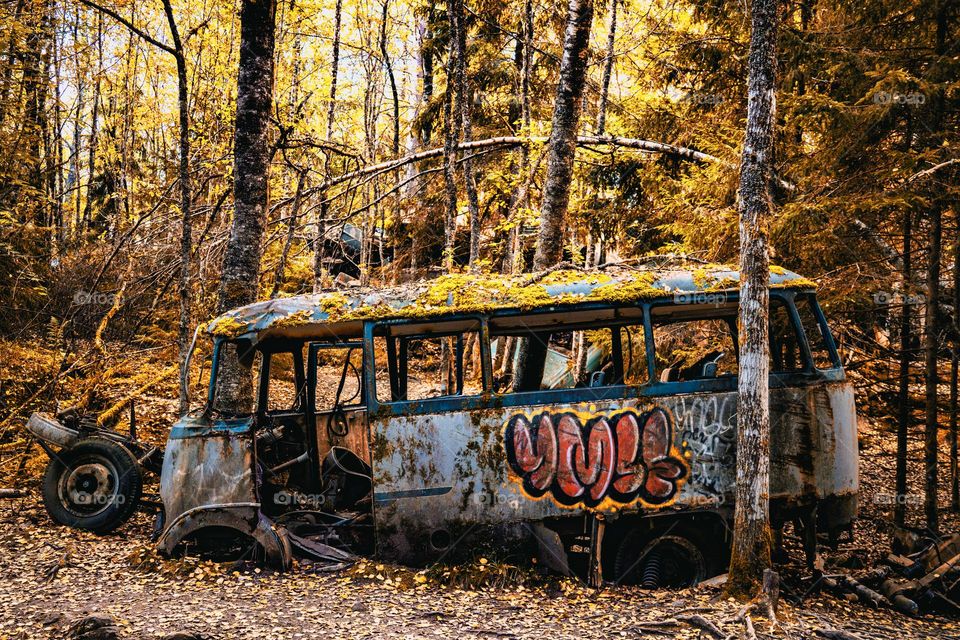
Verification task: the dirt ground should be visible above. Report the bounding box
[0,496,955,640]
[1,420,959,640]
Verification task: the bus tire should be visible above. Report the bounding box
[42,438,143,534]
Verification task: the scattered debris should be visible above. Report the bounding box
[817,532,960,616]
[66,614,120,640]
[816,628,864,640]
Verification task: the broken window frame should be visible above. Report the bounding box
[365,316,492,412]
[199,290,844,419]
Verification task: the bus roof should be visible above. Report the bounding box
[206,264,814,341]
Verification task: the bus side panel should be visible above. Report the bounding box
[369,384,856,566]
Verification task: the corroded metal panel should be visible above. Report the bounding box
[370,381,858,565]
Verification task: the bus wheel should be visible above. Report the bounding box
[613,530,707,588]
[42,438,143,534]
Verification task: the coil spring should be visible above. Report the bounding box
[640,548,663,589]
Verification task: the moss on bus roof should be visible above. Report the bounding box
[207,264,815,340]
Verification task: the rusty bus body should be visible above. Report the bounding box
[158,266,858,585]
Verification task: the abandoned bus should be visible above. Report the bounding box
[157,264,858,586]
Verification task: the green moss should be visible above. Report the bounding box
[208,315,249,338]
[586,272,660,303]
[271,308,313,329]
[204,264,815,338]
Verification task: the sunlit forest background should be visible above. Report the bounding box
[0,0,957,523]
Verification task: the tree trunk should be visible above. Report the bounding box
[728,0,778,598]
[21,0,50,226]
[160,0,193,417]
[381,0,400,158]
[442,0,462,272]
[924,202,942,534]
[501,0,533,275]
[895,209,912,527]
[595,0,617,135]
[921,0,950,533]
[448,0,480,270]
[215,0,277,412]
[951,345,958,512]
[83,13,102,229]
[272,170,306,299]
[313,0,343,291]
[419,3,434,147]
[953,211,960,511]
[531,0,594,270]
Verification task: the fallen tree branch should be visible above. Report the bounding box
[676,614,724,639]
[816,628,865,640]
[272,135,749,212]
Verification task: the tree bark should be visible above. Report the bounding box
[531,0,594,270]
[216,0,278,412]
[381,0,400,158]
[442,0,462,272]
[83,13,102,229]
[448,0,480,270]
[953,210,960,512]
[161,0,193,417]
[273,170,306,298]
[728,0,778,597]
[895,209,912,527]
[924,201,942,534]
[595,0,617,135]
[313,0,343,291]
[81,0,193,415]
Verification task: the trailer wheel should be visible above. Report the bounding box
[42,438,143,533]
[613,529,707,588]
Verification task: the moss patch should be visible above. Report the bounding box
[206,264,815,339]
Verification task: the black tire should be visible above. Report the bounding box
[42,437,143,534]
[613,528,707,588]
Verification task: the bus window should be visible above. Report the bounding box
[312,345,363,410]
[491,327,619,392]
[261,349,305,413]
[619,324,648,385]
[375,321,484,403]
[652,317,737,382]
[794,294,837,369]
[770,299,803,373]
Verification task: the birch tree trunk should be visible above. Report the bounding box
[728,0,778,597]
[595,0,617,135]
[160,0,193,418]
[313,0,343,291]
[531,0,594,270]
[442,0,462,272]
[215,0,277,412]
[448,0,480,270]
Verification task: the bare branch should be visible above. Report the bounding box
[78,0,177,56]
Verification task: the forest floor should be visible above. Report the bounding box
[0,350,959,639]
